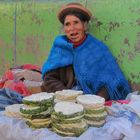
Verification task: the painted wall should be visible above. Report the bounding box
[0,0,140,90]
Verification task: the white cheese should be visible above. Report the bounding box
[52,127,75,136]
[5,104,22,113]
[85,119,105,126]
[54,101,83,115]
[23,92,53,102]
[76,95,105,108]
[55,90,83,100]
[54,99,76,103]
[30,119,51,125]
[85,111,107,118]
[57,119,87,128]
[62,89,83,95]
[85,105,105,111]
[52,113,84,121]
[21,105,39,110]
[26,118,51,124]
[5,104,23,118]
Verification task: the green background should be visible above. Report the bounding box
[0,0,140,89]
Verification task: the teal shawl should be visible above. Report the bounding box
[42,34,130,100]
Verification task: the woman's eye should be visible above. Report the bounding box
[64,22,70,26]
[74,21,79,24]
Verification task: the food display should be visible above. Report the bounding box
[20,92,54,129]
[76,95,107,127]
[55,89,83,103]
[51,101,88,136]
[4,90,109,137]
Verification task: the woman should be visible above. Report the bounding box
[41,2,131,100]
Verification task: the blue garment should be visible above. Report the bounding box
[0,88,23,111]
[42,34,131,100]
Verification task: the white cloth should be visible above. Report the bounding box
[0,112,138,140]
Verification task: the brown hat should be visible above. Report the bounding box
[57,2,92,24]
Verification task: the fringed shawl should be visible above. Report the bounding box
[42,34,130,100]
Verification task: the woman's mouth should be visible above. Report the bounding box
[70,33,79,39]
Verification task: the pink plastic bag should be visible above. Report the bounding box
[105,100,130,106]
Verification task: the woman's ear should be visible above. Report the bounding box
[84,22,88,32]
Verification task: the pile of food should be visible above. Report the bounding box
[76,95,107,127]
[4,90,109,136]
[20,92,54,129]
[51,101,88,137]
[55,89,83,103]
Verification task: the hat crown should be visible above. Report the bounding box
[57,2,92,24]
[66,2,83,6]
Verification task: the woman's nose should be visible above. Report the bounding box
[69,24,75,31]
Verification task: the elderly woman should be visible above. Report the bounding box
[41,2,131,100]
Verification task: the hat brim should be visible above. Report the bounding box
[57,4,92,24]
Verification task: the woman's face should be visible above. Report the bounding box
[63,15,87,43]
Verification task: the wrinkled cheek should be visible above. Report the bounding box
[64,29,70,34]
[64,31,70,38]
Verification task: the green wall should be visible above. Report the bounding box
[0,0,140,89]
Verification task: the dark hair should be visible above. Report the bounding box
[61,10,88,24]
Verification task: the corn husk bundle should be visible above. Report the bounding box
[20,92,54,129]
[54,90,83,103]
[76,95,107,127]
[51,101,88,137]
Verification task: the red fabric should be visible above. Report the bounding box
[0,70,14,88]
[0,80,4,88]
[3,70,14,80]
[3,80,31,96]
[0,64,41,96]
[105,100,130,106]
[22,64,41,72]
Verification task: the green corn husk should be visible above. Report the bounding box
[20,105,53,115]
[85,119,105,128]
[84,107,105,114]
[26,119,51,129]
[20,106,53,119]
[51,113,84,124]
[22,98,54,107]
[52,126,75,137]
[52,119,88,135]
[52,110,84,120]
[84,111,107,121]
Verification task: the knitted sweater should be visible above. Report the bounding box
[42,34,130,100]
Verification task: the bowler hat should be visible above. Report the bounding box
[57,2,92,24]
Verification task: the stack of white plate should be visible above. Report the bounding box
[55,90,83,103]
